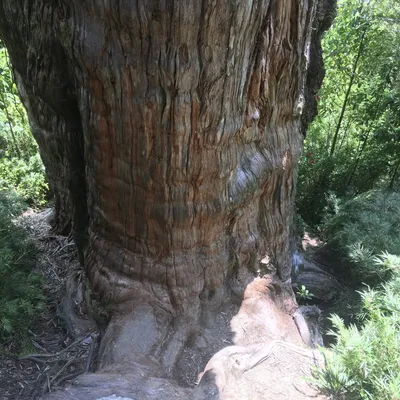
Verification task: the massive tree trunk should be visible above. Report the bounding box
[0,0,335,397]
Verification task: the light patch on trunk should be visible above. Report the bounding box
[282,150,289,170]
[260,254,270,265]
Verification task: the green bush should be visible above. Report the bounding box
[0,190,44,340]
[0,153,48,207]
[0,45,49,208]
[323,190,400,283]
[313,194,400,399]
[313,263,400,400]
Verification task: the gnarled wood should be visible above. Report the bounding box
[0,0,335,395]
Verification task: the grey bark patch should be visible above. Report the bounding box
[98,306,171,368]
[194,336,207,349]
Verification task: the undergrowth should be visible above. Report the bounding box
[312,191,400,399]
[0,153,48,207]
[0,190,44,341]
[322,190,400,285]
[313,264,400,400]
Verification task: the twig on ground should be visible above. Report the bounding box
[46,372,51,393]
[19,334,91,361]
[32,340,48,353]
[21,356,47,364]
[53,370,82,387]
[50,359,77,384]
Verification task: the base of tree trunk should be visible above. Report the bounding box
[45,274,325,400]
[98,274,299,370]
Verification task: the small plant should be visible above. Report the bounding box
[297,285,314,301]
[373,252,400,274]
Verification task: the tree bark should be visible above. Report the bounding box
[0,0,335,391]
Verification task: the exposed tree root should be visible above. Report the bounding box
[44,276,327,400]
[196,339,322,387]
[293,305,323,348]
[56,272,97,339]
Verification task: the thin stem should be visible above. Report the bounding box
[330,27,367,156]
[389,157,400,189]
[0,89,21,158]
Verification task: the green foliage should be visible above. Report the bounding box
[323,190,400,283]
[313,191,400,399]
[0,154,48,206]
[296,285,314,301]
[313,274,400,400]
[0,45,48,207]
[0,191,44,340]
[297,0,400,226]
[298,3,400,397]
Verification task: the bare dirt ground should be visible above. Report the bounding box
[0,209,98,400]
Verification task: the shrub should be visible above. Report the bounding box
[0,190,44,340]
[313,271,400,400]
[312,192,400,398]
[0,153,48,207]
[322,190,400,284]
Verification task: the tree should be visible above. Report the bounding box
[0,0,335,394]
[297,0,400,225]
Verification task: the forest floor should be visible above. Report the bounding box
[0,209,328,400]
[0,208,99,400]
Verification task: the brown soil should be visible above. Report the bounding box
[0,209,98,400]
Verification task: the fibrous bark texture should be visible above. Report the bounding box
[0,0,335,388]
